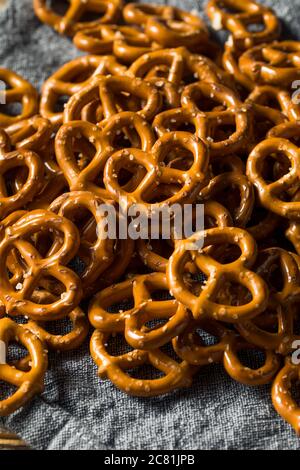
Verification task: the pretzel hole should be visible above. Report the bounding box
[254,311,279,333]
[107,298,134,314]
[54,95,70,113]
[260,152,291,186]
[2,167,29,197]
[210,123,237,142]
[192,94,226,113]
[34,277,67,300]
[39,316,74,336]
[117,164,146,191]
[216,2,243,14]
[246,23,266,33]
[0,382,17,401]
[111,128,142,150]
[208,244,242,264]
[128,364,165,380]
[195,328,219,346]
[151,289,174,301]
[46,0,69,16]
[106,334,134,356]
[80,7,109,24]
[291,382,300,407]
[0,102,22,117]
[214,281,251,306]
[237,348,266,370]
[165,147,195,171]
[6,342,29,366]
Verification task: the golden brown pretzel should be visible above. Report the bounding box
[207,0,280,50]
[246,86,300,122]
[239,41,300,88]
[167,227,269,323]
[0,130,44,219]
[222,41,256,97]
[33,0,122,36]
[0,68,38,129]
[90,329,194,397]
[272,359,300,435]
[5,115,53,151]
[104,131,208,212]
[0,318,47,416]
[0,210,83,320]
[247,137,300,219]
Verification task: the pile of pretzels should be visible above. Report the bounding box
[1,0,300,436]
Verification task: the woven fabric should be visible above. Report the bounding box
[0,0,300,450]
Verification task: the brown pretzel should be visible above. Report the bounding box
[239,41,300,88]
[0,210,83,320]
[207,0,280,50]
[5,115,53,151]
[247,137,300,219]
[0,130,44,219]
[246,86,300,122]
[33,0,122,36]
[272,359,300,435]
[167,227,269,323]
[0,68,38,129]
[0,318,47,416]
[222,41,256,96]
[104,131,208,212]
[90,329,194,397]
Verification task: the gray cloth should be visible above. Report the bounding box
[0,0,300,451]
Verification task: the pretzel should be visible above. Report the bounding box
[0,318,47,416]
[5,115,53,151]
[207,0,280,50]
[181,81,251,157]
[64,75,161,124]
[246,86,300,122]
[247,137,300,219]
[104,131,208,212]
[167,226,269,322]
[33,0,122,36]
[272,359,300,435]
[49,191,115,286]
[0,130,44,219]
[239,41,300,88]
[0,68,38,129]
[0,210,83,320]
[222,41,256,96]
[90,329,194,397]
[40,55,126,127]
[89,272,190,350]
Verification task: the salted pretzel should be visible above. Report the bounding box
[5,115,53,151]
[49,191,115,286]
[0,130,44,219]
[272,359,300,435]
[56,111,155,199]
[40,55,126,127]
[247,137,300,219]
[236,248,300,354]
[90,329,194,397]
[246,86,300,122]
[33,0,122,36]
[239,41,300,88]
[0,68,38,129]
[64,74,161,124]
[0,210,83,320]
[222,41,256,97]
[167,226,269,323]
[207,0,280,50]
[104,131,208,212]
[180,81,251,157]
[89,272,190,350]
[0,318,47,416]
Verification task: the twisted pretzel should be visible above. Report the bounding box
[247,137,300,219]
[207,0,280,50]
[167,227,269,323]
[5,115,53,151]
[0,68,38,129]
[239,41,300,88]
[33,0,122,36]
[0,318,47,416]
[246,86,300,122]
[0,210,83,320]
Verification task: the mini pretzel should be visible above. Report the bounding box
[64,75,161,124]
[207,0,280,50]
[0,130,44,219]
[272,359,300,435]
[246,86,300,122]
[5,115,53,151]
[181,81,251,157]
[167,227,269,323]
[239,41,300,88]
[33,0,122,36]
[104,131,208,212]
[0,318,47,416]
[90,329,194,397]
[49,191,115,286]
[222,41,256,96]
[89,272,190,350]
[247,137,300,219]
[0,210,83,321]
[0,68,38,128]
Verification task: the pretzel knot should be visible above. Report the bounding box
[0,68,38,129]
[89,272,191,350]
[33,0,122,36]
[0,318,47,416]
[246,86,300,123]
[64,75,162,124]
[0,130,44,219]
[0,210,83,321]
[206,0,280,50]
[90,329,194,397]
[167,227,269,323]
[239,41,300,88]
[247,137,300,219]
[104,131,209,212]
[5,115,53,151]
